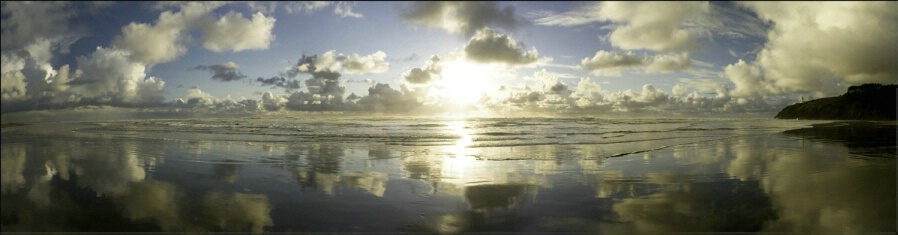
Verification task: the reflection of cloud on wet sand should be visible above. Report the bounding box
[203,192,273,234]
[599,126,895,234]
[1,144,26,193]
[117,180,187,231]
[611,180,775,234]
[727,136,896,234]
[72,141,147,196]
[725,127,896,234]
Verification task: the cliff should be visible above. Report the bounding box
[774,84,896,120]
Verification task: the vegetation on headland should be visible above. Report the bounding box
[775,84,896,120]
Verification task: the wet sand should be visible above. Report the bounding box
[1,120,894,234]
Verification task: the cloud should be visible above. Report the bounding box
[255,76,301,91]
[193,62,247,82]
[69,47,166,105]
[723,2,898,98]
[601,2,709,52]
[261,91,287,111]
[284,1,332,14]
[334,1,363,18]
[536,2,708,52]
[403,55,442,84]
[112,2,224,65]
[201,12,277,53]
[0,2,78,51]
[287,50,389,78]
[531,2,604,27]
[580,51,645,75]
[115,2,276,62]
[644,53,691,74]
[355,83,425,113]
[399,2,526,37]
[463,28,538,65]
[580,51,691,76]
[340,51,389,74]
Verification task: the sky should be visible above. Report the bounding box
[2,1,896,115]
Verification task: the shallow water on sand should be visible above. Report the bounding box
[1,116,894,234]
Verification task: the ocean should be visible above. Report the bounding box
[1,115,895,234]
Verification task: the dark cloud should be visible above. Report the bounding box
[356,83,424,113]
[255,76,301,91]
[399,2,527,37]
[403,55,442,84]
[192,62,246,82]
[464,28,538,65]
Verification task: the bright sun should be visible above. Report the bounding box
[438,61,492,105]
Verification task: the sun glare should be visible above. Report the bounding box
[439,61,492,105]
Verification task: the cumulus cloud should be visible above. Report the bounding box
[0,2,78,51]
[580,51,645,75]
[114,2,276,63]
[355,83,426,113]
[644,53,691,74]
[170,86,272,112]
[535,2,708,52]
[69,47,166,105]
[403,55,442,84]
[1,46,164,113]
[580,51,691,75]
[399,2,526,37]
[112,2,224,65]
[600,2,709,52]
[261,91,287,111]
[201,12,276,53]
[340,51,389,74]
[193,62,246,82]
[463,28,538,65]
[724,2,898,98]
[287,50,389,77]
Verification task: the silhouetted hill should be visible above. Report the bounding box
[775,84,897,120]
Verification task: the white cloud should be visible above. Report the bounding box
[463,28,539,65]
[399,2,525,37]
[601,2,709,52]
[334,1,363,18]
[0,53,28,101]
[579,51,645,76]
[535,2,708,52]
[112,2,225,65]
[201,12,277,53]
[723,2,898,98]
[531,2,604,27]
[289,50,390,76]
[645,53,691,74]
[71,47,166,105]
[340,51,389,74]
[671,84,688,97]
[284,1,332,14]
